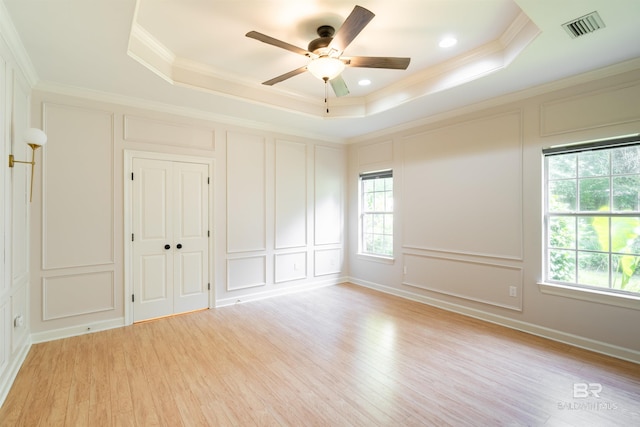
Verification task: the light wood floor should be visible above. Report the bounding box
[1,283,639,426]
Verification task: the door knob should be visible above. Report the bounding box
[164,244,171,250]
[176,243,183,249]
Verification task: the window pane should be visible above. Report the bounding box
[384,214,393,235]
[545,143,640,295]
[613,175,640,212]
[578,252,609,288]
[579,177,609,211]
[385,192,394,211]
[384,177,393,191]
[612,146,640,175]
[611,217,640,254]
[612,255,640,293]
[364,193,374,211]
[578,216,608,251]
[549,249,575,282]
[549,180,576,211]
[360,172,393,257]
[579,151,609,177]
[549,217,575,249]
[549,155,576,179]
[364,234,374,252]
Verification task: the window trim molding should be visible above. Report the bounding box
[542,136,640,300]
[359,169,394,257]
[538,281,640,310]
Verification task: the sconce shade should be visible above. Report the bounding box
[24,128,47,146]
[307,57,345,81]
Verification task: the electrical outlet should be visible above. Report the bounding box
[14,315,24,328]
[509,286,517,297]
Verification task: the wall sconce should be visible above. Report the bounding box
[8,128,48,202]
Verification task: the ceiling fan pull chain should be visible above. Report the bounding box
[324,77,329,114]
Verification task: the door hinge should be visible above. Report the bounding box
[208,230,210,237]
[207,177,210,184]
[131,233,134,242]
[131,294,135,302]
[208,283,210,290]
[131,172,134,180]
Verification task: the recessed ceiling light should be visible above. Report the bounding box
[439,36,458,48]
[358,79,371,86]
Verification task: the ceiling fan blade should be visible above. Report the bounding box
[330,75,350,97]
[246,31,312,57]
[329,5,375,53]
[345,56,411,69]
[262,66,308,86]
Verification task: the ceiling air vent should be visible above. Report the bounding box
[562,11,605,38]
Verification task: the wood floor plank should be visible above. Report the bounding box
[1,283,639,426]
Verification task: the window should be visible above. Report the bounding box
[544,135,640,296]
[360,170,393,257]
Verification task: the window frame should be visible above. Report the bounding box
[542,134,640,306]
[359,169,394,260]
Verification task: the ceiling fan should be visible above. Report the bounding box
[246,5,411,97]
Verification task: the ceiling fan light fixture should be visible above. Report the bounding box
[307,56,345,81]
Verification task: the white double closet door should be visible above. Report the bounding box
[132,158,209,322]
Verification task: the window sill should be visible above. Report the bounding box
[538,282,640,311]
[356,253,395,265]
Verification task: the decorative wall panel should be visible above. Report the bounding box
[42,104,114,269]
[540,82,640,136]
[11,77,30,281]
[124,115,215,150]
[314,146,343,245]
[357,140,393,167]
[314,248,342,276]
[226,132,266,253]
[403,253,523,311]
[42,271,115,320]
[402,111,523,260]
[275,251,307,283]
[227,256,266,290]
[275,140,307,249]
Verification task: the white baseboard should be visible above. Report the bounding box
[215,277,343,307]
[0,338,32,408]
[30,318,126,344]
[349,277,640,365]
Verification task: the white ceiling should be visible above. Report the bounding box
[3,0,640,141]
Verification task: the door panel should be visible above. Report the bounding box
[173,163,209,313]
[132,158,209,322]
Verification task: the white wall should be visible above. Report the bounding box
[348,64,640,362]
[0,17,33,404]
[25,91,346,341]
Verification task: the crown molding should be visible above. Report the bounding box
[0,1,38,86]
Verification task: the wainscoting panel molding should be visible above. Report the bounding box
[227,255,267,291]
[42,103,114,270]
[275,140,307,250]
[123,115,215,150]
[401,110,523,260]
[403,253,523,311]
[275,251,307,283]
[42,270,115,321]
[314,146,344,246]
[226,131,266,253]
[357,140,393,167]
[314,248,342,277]
[540,81,640,136]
